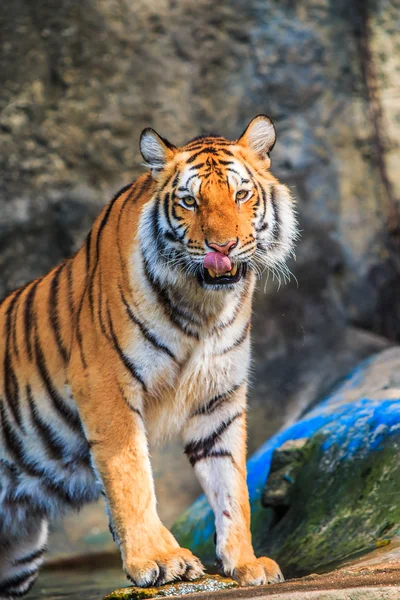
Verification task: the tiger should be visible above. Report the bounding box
[0,115,297,597]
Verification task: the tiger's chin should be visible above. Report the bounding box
[198,262,247,289]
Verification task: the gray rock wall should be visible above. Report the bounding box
[1,0,399,326]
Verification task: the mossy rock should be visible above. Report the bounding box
[172,348,400,578]
[104,575,238,599]
[256,434,400,577]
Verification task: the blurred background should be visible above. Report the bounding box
[0,0,399,573]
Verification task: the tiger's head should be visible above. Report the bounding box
[140,115,297,290]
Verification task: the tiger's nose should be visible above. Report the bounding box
[207,238,238,255]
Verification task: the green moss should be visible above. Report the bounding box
[103,575,238,600]
[253,436,400,578]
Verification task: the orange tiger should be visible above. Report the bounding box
[0,115,297,596]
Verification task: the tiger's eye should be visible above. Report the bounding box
[182,196,196,208]
[236,189,249,202]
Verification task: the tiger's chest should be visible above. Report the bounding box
[138,320,251,442]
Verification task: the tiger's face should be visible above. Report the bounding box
[140,116,297,290]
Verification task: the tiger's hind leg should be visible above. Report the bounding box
[0,519,48,599]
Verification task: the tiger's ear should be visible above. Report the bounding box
[140,128,177,175]
[237,115,276,158]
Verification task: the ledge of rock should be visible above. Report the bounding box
[103,575,238,599]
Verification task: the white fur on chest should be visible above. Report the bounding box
[142,325,251,443]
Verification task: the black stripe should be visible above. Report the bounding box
[34,334,84,434]
[186,140,215,152]
[87,184,133,321]
[172,171,180,187]
[24,279,40,361]
[150,197,168,255]
[183,173,199,188]
[97,271,112,341]
[116,180,144,243]
[251,178,266,231]
[185,142,232,152]
[85,230,92,274]
[237,239,256,253]
[158,170,175,193]
[193,382,245,416]
[167,290,203,327]
[3,287,28,431]
[187,148,221,163]
[185,138,231,148]
[26,384,67,462]
[142,257,199,339]
[117,383,143,420]
[243,163,255,177]
[116,182,141,272]
[115,181,138,216]
[189,162,205,171]
[75,315,87,370]
[242,163,257,184]
[163,211,184,241]
[48,264,69,363]
[3,361,21,431]
[95,186,129,262]
[184,412,243,466]
[219,148,234,157]
[3,353,23,432]
[171,202,185,223]
[65,260,75,317]
[0,569,38,596]
[270,185,281,243]
[220,321,250,354]
[11,288,26,361]
[13,546,46,566]
[258,184,268,227]
[226,167,241,178]
[242,163,267,228]
[188,449,234,466]
[0,402,71,502]
[163,192,175,234]
[5,285,28,338]
[164,230,180,243]
[106,306,147,391]
[212,281,250,333]
[119,287,176,361]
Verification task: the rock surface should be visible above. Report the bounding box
[104,576,238,599]
[29,556,400,600]
[172,347,400,577]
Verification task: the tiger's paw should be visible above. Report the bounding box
[125,548,205,587]
[232,556,284,586]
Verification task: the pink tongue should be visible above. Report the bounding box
[204,252,232,275]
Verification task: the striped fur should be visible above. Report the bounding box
[0,116,296,592]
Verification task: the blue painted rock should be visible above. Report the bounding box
[172,348,400,577]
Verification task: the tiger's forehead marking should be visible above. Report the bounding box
[177,147,251,196]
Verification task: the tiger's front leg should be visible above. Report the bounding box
[183,384,283,586]
[70,365,204,587]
